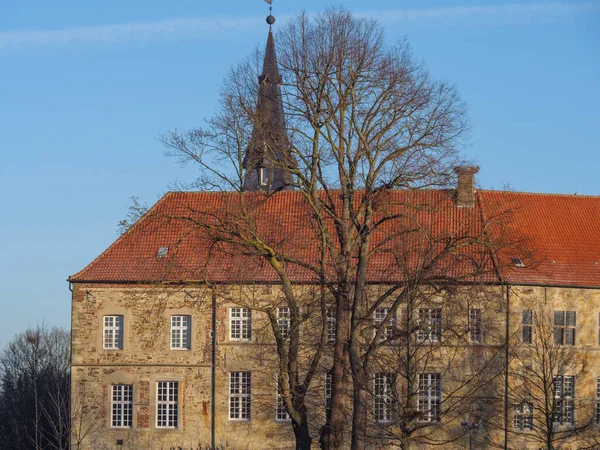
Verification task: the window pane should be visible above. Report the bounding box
[554,311,564,326]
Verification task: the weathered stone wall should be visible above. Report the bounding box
[71,282,600,449]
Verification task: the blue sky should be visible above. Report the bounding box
[0,0,598,347]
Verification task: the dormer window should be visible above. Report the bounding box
[512,257,525,268]
[259,168,270,186]
[157,247,169,258]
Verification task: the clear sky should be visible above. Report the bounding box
[0,0,598,348]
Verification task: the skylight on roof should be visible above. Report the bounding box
[511,257,525,268]
[157,246,169,259]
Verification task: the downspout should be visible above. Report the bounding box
[211,292,217,450]
[504,284,510,450]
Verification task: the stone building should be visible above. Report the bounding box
[69,17,600,450]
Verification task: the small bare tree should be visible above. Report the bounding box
[508,293,594,449]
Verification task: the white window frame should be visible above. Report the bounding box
[111,384,133,428]
[327,308,337,344]
[170,315,191,350]
[230,308,252,341]
[374,308,397,341]
[554,311,576,346]
[325,371,333,412]
[156,381,178,428]
[522,309,533,344]
[468,308,483,343]
[259,167,269,186]
[229,371,251,420]
[103,315,123,350]
[513,402,533,431]
[418,373,441,422]
[417,309,442,343]
[277,306,291,340]
[374,373,395,423]
[553,375,575,425]
[276,381,291,422]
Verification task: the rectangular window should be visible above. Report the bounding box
[103,315,123,350]
[554,311,576,345]
[277,307,290,340]
[418,309,442,343]
[157,381,178,428]
[513,402,533,431]
[418,373,441,422]
[229,372,251,420]
[374,308,397,341]
[230,308,251,341]
[327,308,337,344]
[276,381,290,421]
[259,168,269,186]
[522,309,533,344]
[468,308,483,343]
[325,371,333,413]
[374,373,395,422]
[553,376,575,425]
[596,377,600,426]
[170,315,191,350]
[111,385,133,428]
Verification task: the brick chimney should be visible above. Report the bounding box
[454,166,479,208]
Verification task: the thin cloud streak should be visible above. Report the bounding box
[0,2,597,51]
[363,2,600,27]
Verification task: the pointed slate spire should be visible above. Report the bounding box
[242,18,296,192]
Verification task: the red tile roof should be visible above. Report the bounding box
[70,190,600,288]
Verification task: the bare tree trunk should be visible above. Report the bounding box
[292,407,312,450]
[320,291,351,450]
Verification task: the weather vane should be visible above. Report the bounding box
[264,0,275,26]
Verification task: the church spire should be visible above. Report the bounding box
[242,14,296,192]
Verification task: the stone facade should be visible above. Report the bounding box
[70,279,600,449]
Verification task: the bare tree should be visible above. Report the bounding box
[508,292,595,449]
[0,325,71,450]
[160,7,477,450]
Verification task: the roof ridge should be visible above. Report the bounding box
[478,189,600,199]
[68,192,175,282]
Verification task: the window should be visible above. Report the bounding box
[327,308,337,343]
[553,376,575,425]
[374,373,395,422]
[418,373,441,422]
[276,381,290,421]
[596,377,600,426]
[522,309,533,344]
[513,402,533,431]
[170,315,191,350]
[157,246,168,258]
[229,372,251,420]
[325,371,333,413]
[277,307,291,340]
[374,308,397,341]
[554,311,576,346]
[111,385,133,428]
[259,168,270,186]
[512,257,526,268]
[157,381,178,428]
[230,308,251,341]
[103,315,123,350]
[418,309,442,342]
[468,308,482,343]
